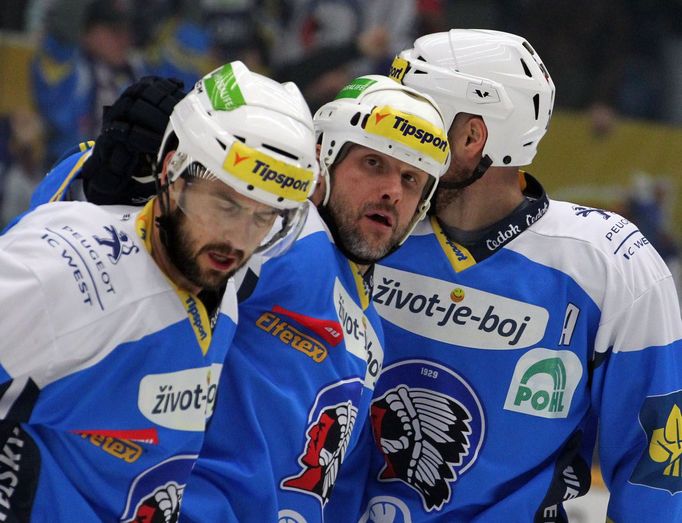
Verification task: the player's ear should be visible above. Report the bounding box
[450,113,487,163]
[158,151,176,186]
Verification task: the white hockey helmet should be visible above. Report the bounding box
[159,60,319,210]
[314,75,450,244]
[392,29,555,167]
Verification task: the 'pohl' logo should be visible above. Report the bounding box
[504,349,582,419]
[513,358,567,413]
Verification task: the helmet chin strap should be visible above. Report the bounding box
[154,166,174,250]
[437,154,493,190]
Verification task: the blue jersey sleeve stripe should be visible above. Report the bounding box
[49,149,91,203]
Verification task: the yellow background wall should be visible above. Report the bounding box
[0,33,35,113]
[532,112,682,235]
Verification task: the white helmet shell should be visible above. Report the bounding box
[160,61,319,210]
[314,74,451,244]
[314,75,450,181]
[393,29,555,167]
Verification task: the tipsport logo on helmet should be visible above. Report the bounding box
[365,106,449,164]
[204,63,246,111]
[388,56,409,83]
[224,141,314,203]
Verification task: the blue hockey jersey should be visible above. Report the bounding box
[181,204,384,523]
[0,199,237,520]
[358,174,682,522]
[15,149,386,522]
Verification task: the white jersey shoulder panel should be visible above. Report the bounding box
[0,202,188,385]
[508,199,682,352]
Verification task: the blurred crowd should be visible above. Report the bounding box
[1,0,681,261]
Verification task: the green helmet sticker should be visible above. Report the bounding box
[335,78,377,100]
[204,63,246,111]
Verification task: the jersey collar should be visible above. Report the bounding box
[434,172,549,272]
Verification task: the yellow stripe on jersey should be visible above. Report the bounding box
[431,216,477,272]
[50,148,93,202]
[135,200,213,356]
[348,260,370,311]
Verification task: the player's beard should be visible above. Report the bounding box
[432,163,473,214]
[164,207,244,292]
[327,199,405,264]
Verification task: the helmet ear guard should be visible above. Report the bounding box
[395,29,556,167]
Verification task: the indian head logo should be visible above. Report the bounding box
[94,225,139,264]
[120,455,196,522]
[281,379,364,506]
[631,390,682,494]
[371,360,485,512]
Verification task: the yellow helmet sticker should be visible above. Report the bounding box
[365,105,449,164]
[388,56,409,83]
[223,141,314,202]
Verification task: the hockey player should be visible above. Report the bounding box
[10,73,450,521]
[0,61,318,521]
[357,29,682,522]
[179,75,450,522]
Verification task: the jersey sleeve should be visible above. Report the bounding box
[2,145,91,233]
[593,257,682,520]
[0,240,56,391]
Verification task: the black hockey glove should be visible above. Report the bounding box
[81,76,187,205]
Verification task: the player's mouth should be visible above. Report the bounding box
[206,251,239,272]
[364,211,394,229]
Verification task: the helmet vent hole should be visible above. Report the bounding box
[234,135,246,143]
[350,112,361,126]
[523,141,533,147]
[361,114,369,129]
[263,143,299,161]
[503,156,512,164]
[520,59,532,78]
[330,140,336,146]
[215,139,228,150]
[277,197,284,202]
[247,185,254,190]
[532,93,540,120]
[522,41,536,56]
